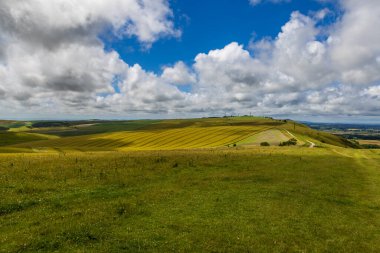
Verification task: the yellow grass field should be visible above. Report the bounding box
[12,125,272,151]
[237,129,290,146]
[2,117,358,152]
[358,139,380,145]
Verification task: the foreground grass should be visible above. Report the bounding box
[1,147,380,252]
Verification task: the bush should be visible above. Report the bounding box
[279,138,297,146]
[361,144,380,149]
[260,142,270,146]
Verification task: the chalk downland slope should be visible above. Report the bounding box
[5,117,358,152]
[237,129,290,146]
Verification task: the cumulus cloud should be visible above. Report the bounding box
[186,2,380,117]
[0,0,379,120]
[0,0,179,45]
[161,62,196,86]
[329,0,380,85]
[0,0,181,115]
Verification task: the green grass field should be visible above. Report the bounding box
[1,117,377,252]
[1,147,379,252]
[0,132,58,147]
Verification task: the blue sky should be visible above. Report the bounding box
[107,0,338,73]
[0,0,379,123]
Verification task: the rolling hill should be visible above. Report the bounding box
[2,117,380,252]
[1,117,358,152]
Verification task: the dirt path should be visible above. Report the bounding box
[306,140,315,148]
[284,129,296,138]
[283,129,312,147]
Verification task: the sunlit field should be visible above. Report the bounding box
[1,118,378,252]
[1,147,379,252]
[1,117,356,152]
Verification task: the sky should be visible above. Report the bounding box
[0,0,379,123]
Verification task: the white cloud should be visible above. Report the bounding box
[0,0,179,46]
[0,0,182,115]
[313,8,331,20]
[362,86,380,98]
[0,0,380,121]
[329,0,380,85]
[184,3,380,117]
[161,62,196,86]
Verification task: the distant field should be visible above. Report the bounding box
[27,120,162,137]
[0,132,58,147]
[358,139,380,145]
[0,117,358,152]
[12,125,271,151]
[237,129,289,146]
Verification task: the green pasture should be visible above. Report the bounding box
[1,147,379,252]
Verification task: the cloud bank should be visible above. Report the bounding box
[0,0,379,120]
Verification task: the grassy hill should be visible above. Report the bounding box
[0,132,58,147]
[1,147,379,252]
[1,117,359,152]
[1,117,379,252]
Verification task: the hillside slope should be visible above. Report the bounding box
[1,148,379,252]
[4,117,358,152]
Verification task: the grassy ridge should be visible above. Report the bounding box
[1,147,379,252]
[4,117,357,151]
[0,117,375,251]
[0,132,59,147]
[28,120,162,137]
[0,120,28,129]
[12,125,269,151]
[281,121,356,147]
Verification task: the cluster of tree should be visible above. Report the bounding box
[32,121,72,128]
[0,126,9,131]
[279,138,297,146]
[31,120,101,128]
[361,144,380,149]
[342,134,380,140]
